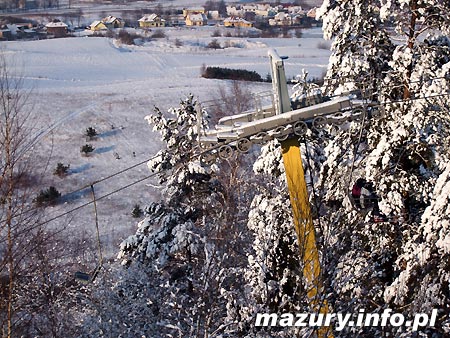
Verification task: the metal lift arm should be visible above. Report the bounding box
[271,49,333,338]
[268,49,292,115]
[195,50,371,336]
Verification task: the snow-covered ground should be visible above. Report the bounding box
[2,26,330,256]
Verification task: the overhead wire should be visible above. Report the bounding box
[199,75,449,112]
[1,80,449,241]
[0,136,250,243]
[320,72,449,87]
[0,150,163,225]
[4,89,450,230]
[0,171,160,245]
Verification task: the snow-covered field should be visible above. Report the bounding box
[2,26,330,255]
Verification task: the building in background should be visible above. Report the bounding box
[138,14,166,28]
[45,20,68,37]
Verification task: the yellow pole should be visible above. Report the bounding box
[281,138,333,338]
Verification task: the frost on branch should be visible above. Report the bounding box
[315,1,450,336]
[237,140,323,336]
[116,96,252,337]
[119,95,219,265]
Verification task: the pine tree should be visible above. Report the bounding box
[316,1,450,336]
[84,126,98,139]
[239,141,305,337]
[53,162,70,177]
[115,96,252,337]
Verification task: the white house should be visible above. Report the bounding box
[226,5,244,17]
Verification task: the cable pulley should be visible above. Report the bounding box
[293,121,308,136]
[236,138,252,153]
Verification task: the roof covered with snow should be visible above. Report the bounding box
[90,21,107,29]
[45,21,68,28]
[224,17,252,24]
[187,13,207,22]
[102,16,124,24]
[138,14,165,23]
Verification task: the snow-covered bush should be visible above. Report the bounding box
[80,143,95,156]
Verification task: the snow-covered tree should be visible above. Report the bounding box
[230,133,330,337]
[0,53,81,337]
[238,141,306,337]
[317,0,395,94]
[316,0,450,336]
[80,96,254,337]
[318,0,450,96]
[116,96,227,336]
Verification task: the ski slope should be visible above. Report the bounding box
[2,26,331,255]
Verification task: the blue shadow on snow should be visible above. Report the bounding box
[70,163,92,174]
[95,145,115,154]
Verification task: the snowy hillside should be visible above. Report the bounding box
[3,26,330,253]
